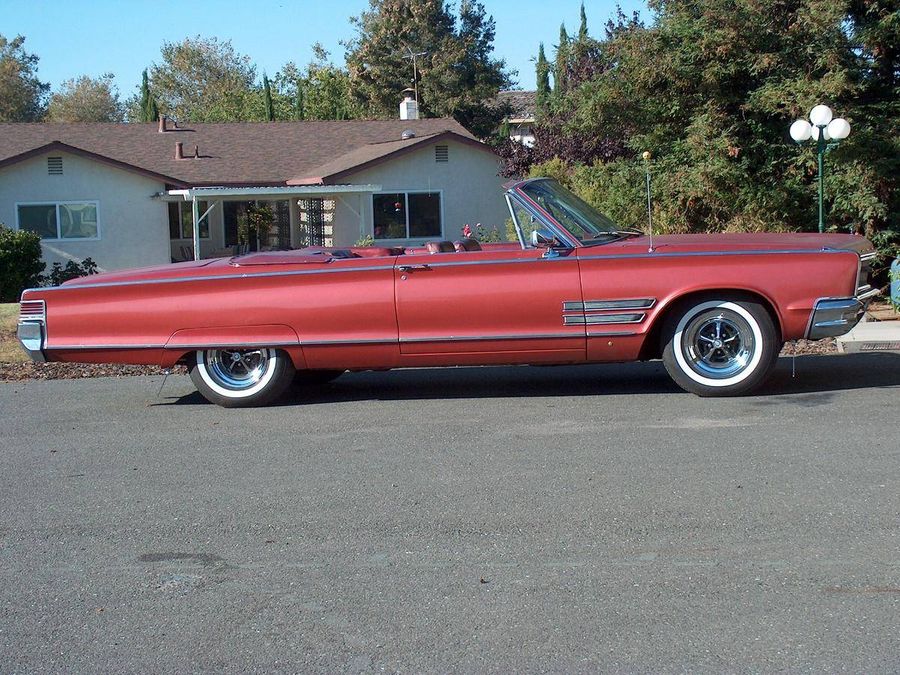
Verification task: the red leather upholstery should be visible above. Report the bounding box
[425,240,456,254]
[454,238,482,252]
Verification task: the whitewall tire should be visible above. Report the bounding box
[662,297,780,397]
[190,347,295,407]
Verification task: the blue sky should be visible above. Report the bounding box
[3,0,647,100]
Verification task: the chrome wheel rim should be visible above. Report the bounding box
[683,312,754,379]
[203,348,272,391]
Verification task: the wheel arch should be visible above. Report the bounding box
[639,288,783,360]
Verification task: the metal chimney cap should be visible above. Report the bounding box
[401,129,416,140]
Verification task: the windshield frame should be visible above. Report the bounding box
[508,178,624,248]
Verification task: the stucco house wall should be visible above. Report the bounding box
[334,138,509,247]
[0,151,170,272]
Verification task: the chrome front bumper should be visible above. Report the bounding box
[806,297,865,340]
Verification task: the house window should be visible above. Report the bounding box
[17,202,99,240]
[373,192,441,240]
[168,201,210,240]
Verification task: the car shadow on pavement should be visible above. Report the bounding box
[159,352,899,407]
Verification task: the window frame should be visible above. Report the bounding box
[168,200,211,241]
[15,200,101,241]
[371,190,444,241]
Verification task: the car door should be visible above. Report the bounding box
[394,245,585,365]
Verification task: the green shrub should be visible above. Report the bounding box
[0,225,45,302]
[43,257,99,287]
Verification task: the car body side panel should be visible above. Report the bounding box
[394,248,585,362]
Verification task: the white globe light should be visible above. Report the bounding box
[789,119,812,142]
[809,104,833,127]
[828,117,851,140]
[810,125,832,141]
[811,125,820,140]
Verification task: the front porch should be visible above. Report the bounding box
[159,185,381,261]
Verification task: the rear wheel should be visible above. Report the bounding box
[662,297,779,396]
[190,347,295,407]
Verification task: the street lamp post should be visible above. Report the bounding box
[789,105,851,233]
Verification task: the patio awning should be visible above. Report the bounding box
[157,184,382,202]
[156,184,382,260]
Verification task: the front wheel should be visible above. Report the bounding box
[190,347,295,407]
[661,297,780,397]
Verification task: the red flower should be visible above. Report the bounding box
[462,223,472,238]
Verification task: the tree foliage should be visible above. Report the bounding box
[147,36,257,122]
[535,43,551,116]
[46,74,124,123]
[274,45,364,121]
[502,0,898,275]
[0,225,44,302]
[345,0,512,136]
[0,34,49,122]
[138,69,159,123]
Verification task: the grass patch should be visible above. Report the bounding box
[0,303,26,363]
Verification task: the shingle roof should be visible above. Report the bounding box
[0,118,484,187]
[493,90,537,122]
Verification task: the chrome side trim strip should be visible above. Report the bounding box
[586,331,638,338]
[584,298,655,311]
[301,338,396,346]
[399,332,583,343]
[564,313,645,325]
[577,248,851,262]
[563,298,656,311]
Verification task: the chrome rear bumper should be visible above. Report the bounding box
[17,321,46,362]
[806,297,865,340]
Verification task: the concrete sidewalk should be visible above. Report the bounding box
[836,311,900,353]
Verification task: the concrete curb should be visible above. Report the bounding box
[836,316,900,353]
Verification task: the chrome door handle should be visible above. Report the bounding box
[398,264,431,272]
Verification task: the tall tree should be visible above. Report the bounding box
[578,3,589,40]
[147,36,256,122]
[535,43,551,116]
[263,73,275,121]
[138,69,159,123]
[553,24,569,96]
[46,74,124,123]
[345,0,512,134]
[0,34,49,122]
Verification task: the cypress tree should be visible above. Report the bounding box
[263,73,275,121]
[553,24,569,96]
[536,43,551,115]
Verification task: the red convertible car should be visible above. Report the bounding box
[18,178,876,407]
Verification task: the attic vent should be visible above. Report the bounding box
[47,157,63,175]
[435,145,449,163]
[401,129,416,140]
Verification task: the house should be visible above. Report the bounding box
[0,116,509,272]
[494,90,536,147]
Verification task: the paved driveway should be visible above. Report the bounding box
[1,354,899,672]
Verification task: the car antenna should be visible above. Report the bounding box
[643,151,654,253]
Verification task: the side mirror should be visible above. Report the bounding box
[531,228,555,247]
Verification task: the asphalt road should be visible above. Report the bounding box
[1,353,899,673]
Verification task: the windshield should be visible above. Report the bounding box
[518,179,621,244]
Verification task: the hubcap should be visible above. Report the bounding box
[203,348,272,391]
[684,313,754,379]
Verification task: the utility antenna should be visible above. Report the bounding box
[402,46,427,106]
[642,151,654,253]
